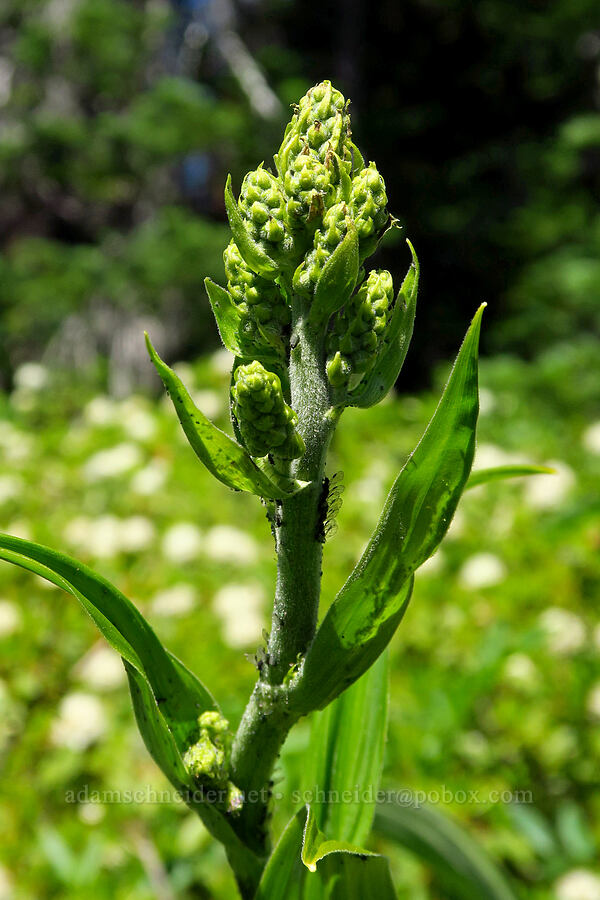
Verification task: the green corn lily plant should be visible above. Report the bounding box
[0,81,550,898]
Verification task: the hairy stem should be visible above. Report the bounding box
[229,295,339,867]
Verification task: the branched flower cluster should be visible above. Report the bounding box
[214,79,398,460]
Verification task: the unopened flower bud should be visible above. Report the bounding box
[350,162,388,259]
[283,152,334,228]
[238,166,294,265]
[183,711,231,783]
[223,240,290,356]
[232,361,305,460]
[276,81,349,175]
[292,202,350,296]
[182,712,243,815]
[326,269,394,390]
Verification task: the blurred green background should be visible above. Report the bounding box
[0,1,599,898]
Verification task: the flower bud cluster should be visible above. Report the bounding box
[183,711,243,813]
[236,166,296,270]
[326,269,394,390]
[275,81,351,235]
[214,81,399,424]
[223,240,290,357]
[278,81,349,171]
[350,163,389,259]
[231,361,305,460]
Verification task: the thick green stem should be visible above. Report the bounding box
[229,296,339,866]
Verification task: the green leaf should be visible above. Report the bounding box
[0,533,212,747]
[466,464,554,490]
[293,304,485,713]
[205,278,283,365]
[255,806,396,900]
[224,174,279,278]
[125,660,191,788]
[301,805,375,871]
[304,651,389,845]
[374,802,517,900]
[308,221,360,329]
[204,277,245,357]
[145,333,307,500]
[350,239,419,408]
[0,534,262,882]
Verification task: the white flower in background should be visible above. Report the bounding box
[13,362,48,391]
[586,683,600,720]
[524,460,574,510]
[119,399,156,442]
[151,584,196,617]
[459,553,506,589]
[64,515,154,558]
[0,601,22,639]
[205,526,259,565]
[0,424,32,462]
[539,607,586,655]
[541,725,577,766]
[211,347,233,376]
[455,730,491,764]
[582,422,600,455]
[213,583,264,648]
[78,802,106,825]
[503,653,539,687]
[0,864,13,900]
[119,516,155,553]
[74,643,125,691]
[50,692,106,750]
[64,516,120,558]
[6,520,31,540]
[83,443,142,481]
[84,395,118,427]
[162,523,203,563]
[472,443,513,470]
[0,475,23,505]
[555,869,600,900]
[192,390,222,420]
[418,550,444,576]
[130,459,168,495]
[478,388,496,415]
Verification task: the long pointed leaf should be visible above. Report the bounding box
[304,651,389,845]
[125,661,191,787]
[293,305,485,713]
[308,222,360,329]
[204,277,283,365]
[466,464,554,490]
[350,239,419,408]
[145,334,307,500]
[374,801,517,900]
[204,277,245,357]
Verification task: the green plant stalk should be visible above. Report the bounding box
[230,294,340,869]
